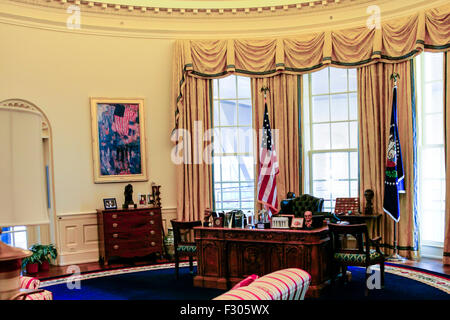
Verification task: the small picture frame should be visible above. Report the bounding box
[291,217,304,229]
[138,194,147,205]
[147,193,154,205]
[103,198,117,210]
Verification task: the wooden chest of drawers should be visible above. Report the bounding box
[97,207,163,265]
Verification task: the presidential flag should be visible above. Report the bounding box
[383,86,405,222]
[257,102,279,214]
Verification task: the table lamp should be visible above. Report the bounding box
[0,106,49,300]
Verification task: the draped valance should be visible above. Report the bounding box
[172,4,449,129]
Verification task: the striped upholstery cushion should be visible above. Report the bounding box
[25,291,53,300]
[19,276,53,300]
[214,268,311,300]
[20,276,40,289]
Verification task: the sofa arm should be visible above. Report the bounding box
[214,268,311,300]
[20,276,40,289]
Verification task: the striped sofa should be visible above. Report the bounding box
[19,276,53,300]
[213,268,311,300]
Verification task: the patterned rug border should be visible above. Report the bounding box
[39,262,196,288]
[40,262,450,295]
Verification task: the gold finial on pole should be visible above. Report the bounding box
[390,72,400,87]
[261,86,270,100]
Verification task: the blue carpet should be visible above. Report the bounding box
[43,265,449,300]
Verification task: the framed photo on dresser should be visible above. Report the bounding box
[90,98,148,183]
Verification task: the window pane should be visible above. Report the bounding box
[219,128,238,153]
[311,68,329,95]
[348,69,357,92]
[221,156,239,181]
[213,100,220,126]
[330,152,349,180]
[237,76,251,99]
[350,181,359,198]
[349,121,358,148]
[350,152,358,180]
[312,153,330,180]
[424,82,444,113]
[13,232,27,250]
[313,180,331,200]
[239,156,254,181]
[312,96,329,122]
[238,100,252,126]
[330,94,348,121]
[421,148,444,179]
[213,79,219,99]
[331,180,350,199]
[331,122,349,149]
[424,114,444,145]
[330,68,348,93]
[424,52,443,82]
[349,93,358,120]
[312,124,330,150]
[214,156,221,181]
[218,75,237,99]
[220,100,237,126]
[237,127,253,154]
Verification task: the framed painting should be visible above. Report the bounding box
[90,98,148,183]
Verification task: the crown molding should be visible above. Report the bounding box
[1,0,447,39]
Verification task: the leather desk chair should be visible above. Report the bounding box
[291,194,324,217]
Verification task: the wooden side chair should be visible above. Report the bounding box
[170,219,202,279]
[328,223,385,296]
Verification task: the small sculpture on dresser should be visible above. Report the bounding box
[123,184,137,209]
[364,189,374,215]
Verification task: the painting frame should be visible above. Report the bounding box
[90,97,148,183]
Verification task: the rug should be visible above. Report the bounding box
[40,262,449,300]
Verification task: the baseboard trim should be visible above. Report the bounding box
[57,250,100,266]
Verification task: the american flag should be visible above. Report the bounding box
[112,104,138,136]
[257,102,279,214]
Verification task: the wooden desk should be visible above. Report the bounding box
[337,213,382,238]
[193,226,331,298]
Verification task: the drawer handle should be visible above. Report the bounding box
[150,212,154,216]
[112,214,117,219]
[151,242,156,247]
[150,220,154,225]
[113,245,119,250]
[113,233,118,238]
[112,223,118,228]
[150,230,155,235]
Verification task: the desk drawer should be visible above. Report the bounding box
[104,215,161,232]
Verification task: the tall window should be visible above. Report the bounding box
[416,52,445,250]
[1,226,28,249]
[212,75,255,211]
[303,67,359,212]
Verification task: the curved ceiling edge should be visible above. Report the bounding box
[0,0,447,39]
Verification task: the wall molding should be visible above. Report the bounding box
[2,0,448,39]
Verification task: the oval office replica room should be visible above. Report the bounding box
[0,0,448,314]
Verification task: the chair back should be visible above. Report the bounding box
[328,223,370,255]
[170,219,202,248]
[291,194,324,217]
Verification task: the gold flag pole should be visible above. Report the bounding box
[386,72,407,263]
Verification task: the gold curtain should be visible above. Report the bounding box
[358,61,418,259]
[444,51,450,265]
[173,76,212,221]
[251,75,301,210]
[171,4,449,222]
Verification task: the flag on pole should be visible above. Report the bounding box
[257,101,279,214]
[383,86,405,222]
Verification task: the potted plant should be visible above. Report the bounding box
[30,244,58,272]
[21,252,41,274]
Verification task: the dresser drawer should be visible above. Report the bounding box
[106,239,161,252]
[104,215,161,232]
[106,228,162,241]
